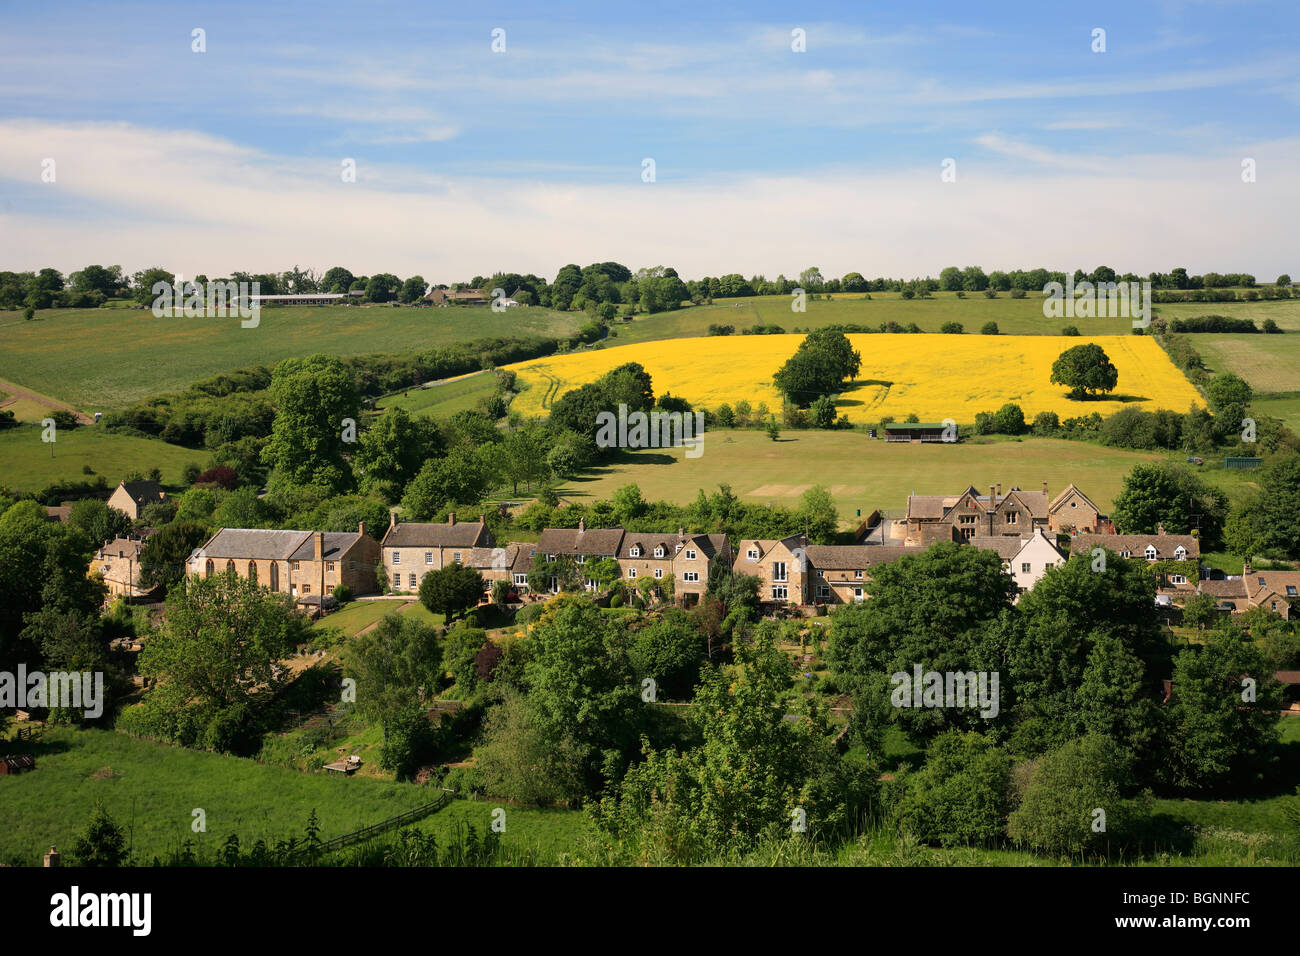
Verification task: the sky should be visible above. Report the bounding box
[0,0,1297,283]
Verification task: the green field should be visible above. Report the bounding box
[555,429,1263,522]
[0,726,434,865]
[0,422,199,493]
[0,305,579,411]
[378,370,496,419]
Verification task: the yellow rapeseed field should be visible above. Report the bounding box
[504,334,1203,422]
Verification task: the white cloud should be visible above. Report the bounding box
[0,120,1296,280]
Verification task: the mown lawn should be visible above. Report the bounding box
[0,422,200,493]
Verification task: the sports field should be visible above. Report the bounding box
[507,333,1203,423]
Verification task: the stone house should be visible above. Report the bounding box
[107,480,167,520]
[617,530,732,605]
[380,513,492,594]
[94,531,157,599]
[732,534,811,606]
[905,481,1098,546]
[187,524,380,601]
[971,527,1066,597]
[803,545,912,604]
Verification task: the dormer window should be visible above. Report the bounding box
[653,546,665,558]
[1174,546,1187,559]
[1145,545,1157,561]
[629,546,641,558]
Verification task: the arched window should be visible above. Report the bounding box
[270,563,279,592]
[205,559,214,578]
[226,559,235,575]
[248,561,258,584]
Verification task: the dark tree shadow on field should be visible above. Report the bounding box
[1062,391,1150,404]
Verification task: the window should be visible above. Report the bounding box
[853,587,863,602]
[1170,574,1187,585]
[653,546,664,558]
[584,579,596,591]
[1288,586,1298,597]
[1272,601,1278,611]
[292,561,299,571]
[685,549,697,560]
[1174,546,1187,559]
[771,585,788,601]
[1021,562,1032,574]
[575,555,585,564]
[1005,512,1018,524]
[393,551,401,565]
[818,585,830,598]
[513,573,527,586]
[959,515,975,525]
[248,562,257,583]
[1120,549,1131,558]
[302,585,311,594]
[546,554,555,563]
[683,571,699,582]
[1145,545,1157,561]
[654,568,664,579]
[408,573,416,588]
[854,570,863,579]
[326,562,335,573]
[205,559,214,578]
[424,551,433,565]
[549,577,559,593]
[747,548,759,560]
[629,546,641,557]
[675,543,682,552]
[627,567,637,578]
[453,552,462,563]
[226,559,235,574]
[962,528,975,540]
[773,561,788,582]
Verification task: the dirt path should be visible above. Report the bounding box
[0,378,94,424]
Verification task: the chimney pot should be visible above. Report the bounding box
[578,517,586,532]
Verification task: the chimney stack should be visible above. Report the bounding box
[478,514,485,526]
[578,517,586,533]
[44,845,60,868]
[996,482,1002,497]
[389,510,397,530]
[358,520,366,539]
[1157,522,1166,535]
[314,531,324,562]
[448,513,457,525]
[1042,480,1048,496]
[989,484,996,502]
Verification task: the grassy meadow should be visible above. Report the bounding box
[507,333,1202,423]
[0,304,579,411]
[554,429,1264,522]
[377,370,496,419]
[0,422,199,493]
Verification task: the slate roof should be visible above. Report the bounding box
[969,536,1030,560]
[288,532,364,562]
[382,520,489,549]
[119,480,167,505]
[198,528,311,560]
[1069,534,1199,559]
[536,526,625,556]
[804,545,913,570]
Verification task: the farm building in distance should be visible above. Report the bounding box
[882,422,956,443]
[248,293,347,306]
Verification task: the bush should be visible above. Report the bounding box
[940,322,963,334]
[1263,318,1282,334]
[1061,325,1080,336]
[980,322,998,335]
[890,731,1013,847]
[332,584,353,603]
[1009,288,1026,299]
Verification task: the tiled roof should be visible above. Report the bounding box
[288,532,364,562]
[119,480,166,504]
[804,545,912,570]
[969,536,1030,559]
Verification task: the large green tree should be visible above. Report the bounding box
[1050,343,1118,399]
[260,354,360,492]
[418,562,485,622]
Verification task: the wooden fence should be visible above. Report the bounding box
[287,789,455,860]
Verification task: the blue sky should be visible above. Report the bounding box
[1,0,1297,281]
